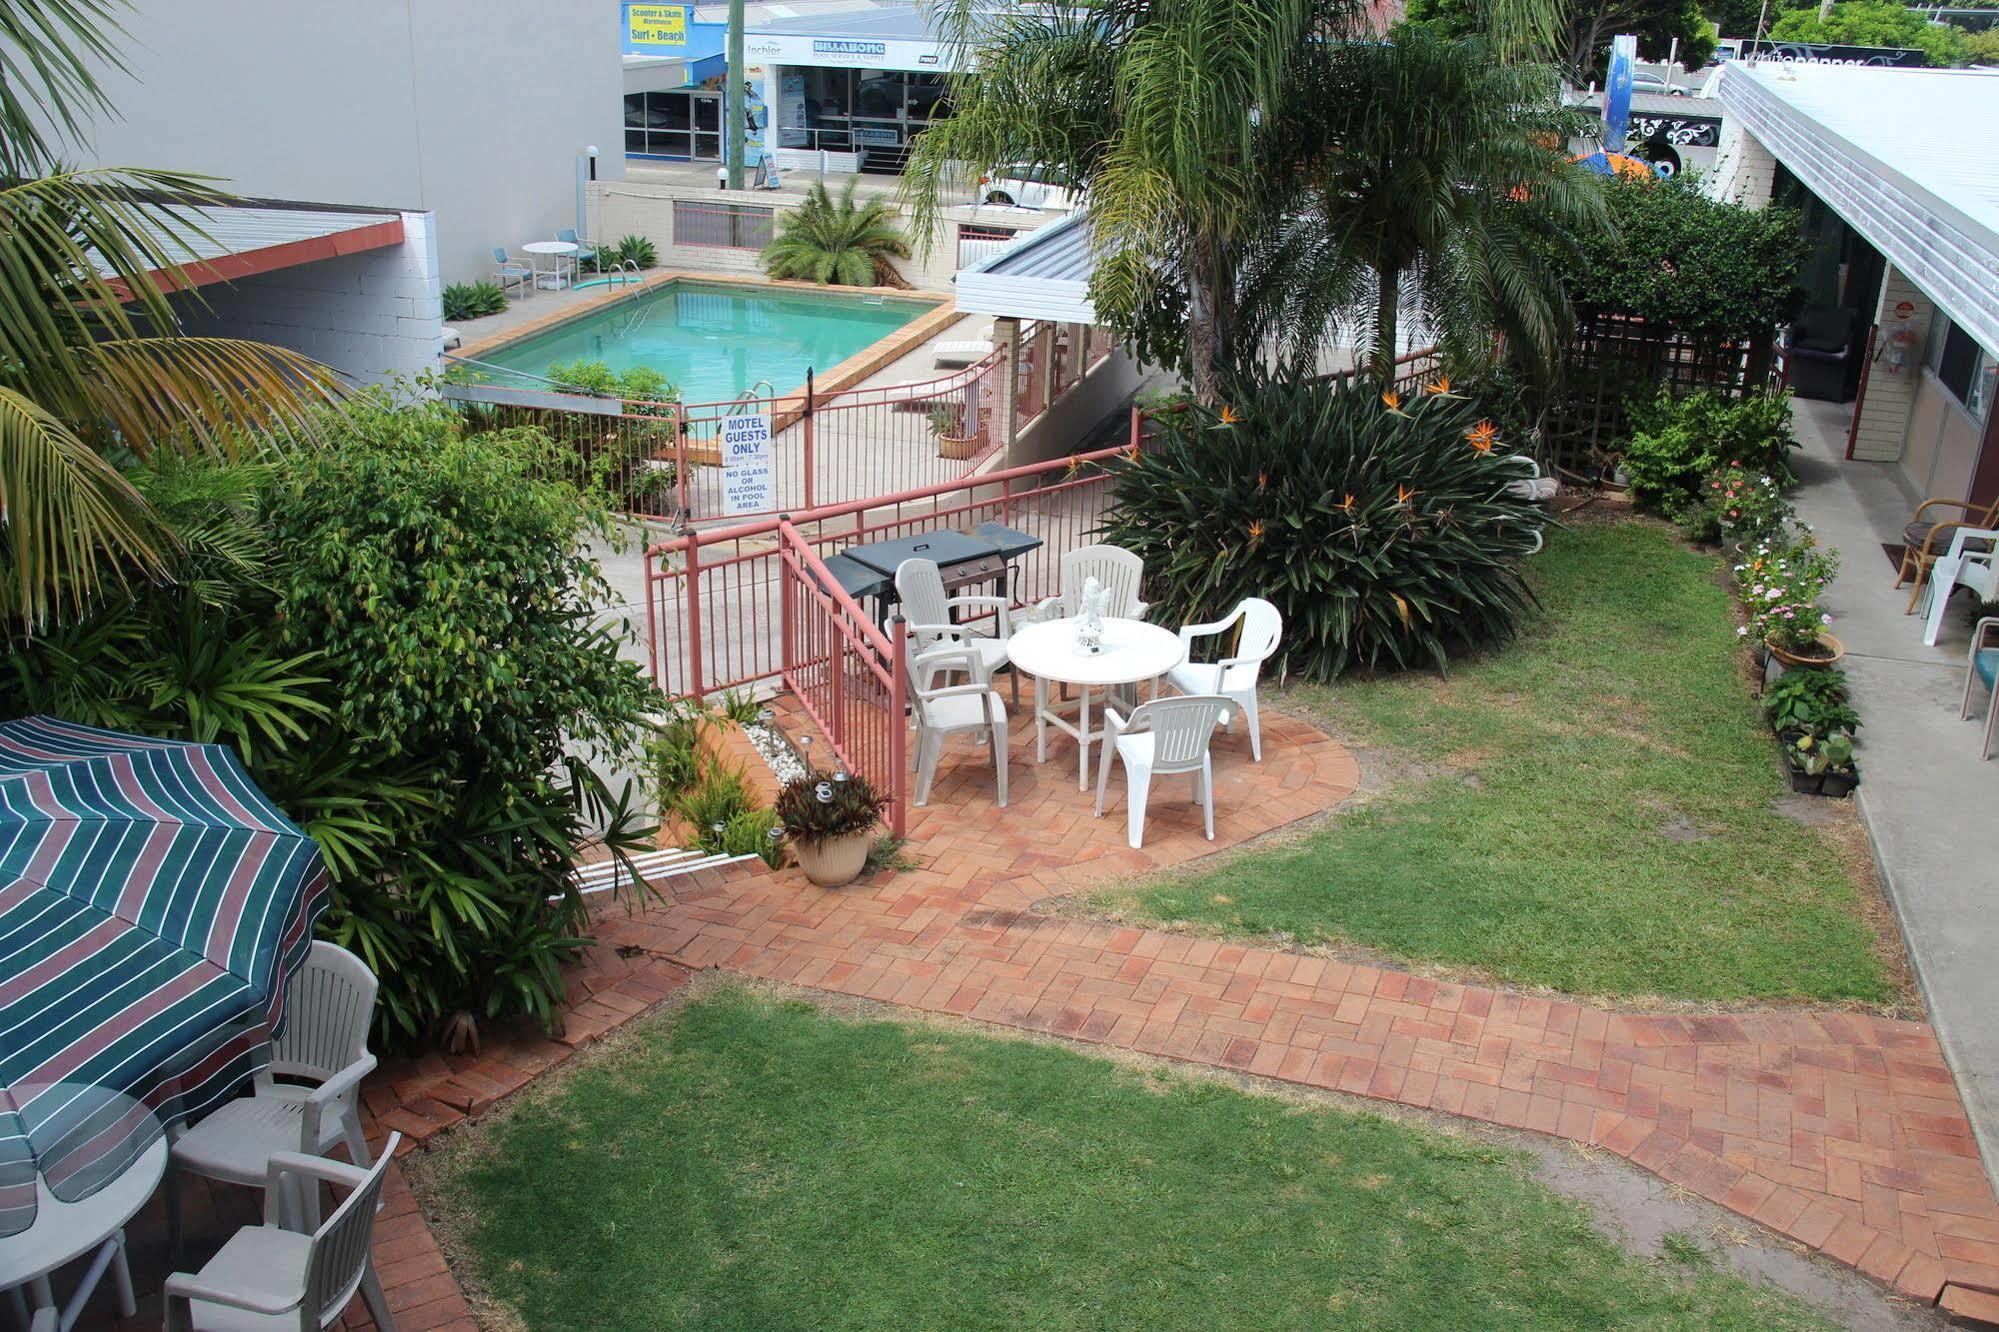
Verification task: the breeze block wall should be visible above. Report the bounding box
[171,211,446,390]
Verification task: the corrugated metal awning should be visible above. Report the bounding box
[955,211,1098,323]
[130,199,407,294]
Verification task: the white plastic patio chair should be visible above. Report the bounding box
[162,1132,402,1332]
[1921,526,1999,647]
[910,643,1008,807]
[1093,695,1230,848]
[1166,598,1283,761]
[1032,544,1148,623]
[1962,617,1999,760]
[168,942,377,1249]
[490,246,534,297]
[896,557,1019,704]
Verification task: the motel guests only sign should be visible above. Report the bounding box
[720,413,775,516]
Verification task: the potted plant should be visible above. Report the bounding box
[928,401,980,461]
[1735,534,1844,668]
[775,768,889,886]
[1784,727,1858,798]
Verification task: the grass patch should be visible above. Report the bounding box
[421,987,1833,1331]
[1094,519,1891,1005]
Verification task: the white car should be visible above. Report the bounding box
[1631,71,1690,96]
[977,163,1079,211]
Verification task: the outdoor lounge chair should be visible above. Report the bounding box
[163,1133,402,1332]
[1895,495,1999,612]
[558,228,599,278]
[932,339,994,368]
[1094,695,1231,848]
[1962,618,1999,760]
[1786,305,1861,402]
[1166,598,1283,761]
[490,246,534,298]
[167,942,377,1251]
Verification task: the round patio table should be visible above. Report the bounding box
[521,239,578,289]
[1008,616,1186,790]
[0,1084,164,1329]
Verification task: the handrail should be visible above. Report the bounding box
[775,519,897,660]
[443,354,603,395]
[727,380,777,415]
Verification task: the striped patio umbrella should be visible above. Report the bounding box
[0,717,328,1238]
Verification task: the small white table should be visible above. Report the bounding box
[0,1086,165,1332]
[521,239,578,290]
[1007,617,1186,790]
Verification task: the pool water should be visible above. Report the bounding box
[478,281,929,404]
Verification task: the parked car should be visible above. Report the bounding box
[1632,71,1690,96]
[977,163,1079,211]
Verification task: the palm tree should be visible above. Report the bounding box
[2,0,342,627]
[904,0,1574,402]
[1241,28,1607,381]
[760,180,913,288]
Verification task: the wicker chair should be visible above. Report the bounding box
[1895,496,1999,613]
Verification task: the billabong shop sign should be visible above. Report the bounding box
[1738,40,1924,66]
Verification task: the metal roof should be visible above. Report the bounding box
[129,200,407,292]
[1717,62,1999,355]
[955,211,1098,323]
[746,6,944,39]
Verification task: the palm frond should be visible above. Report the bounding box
[0,0,130,177]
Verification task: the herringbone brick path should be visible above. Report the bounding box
[83,703,1999,1327]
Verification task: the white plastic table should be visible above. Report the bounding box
[521,239,578,289]
[1007,617,1186,790]
[0,1086,165,1332]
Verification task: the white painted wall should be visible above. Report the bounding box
[169,212,445,388]
[65,0,624,285]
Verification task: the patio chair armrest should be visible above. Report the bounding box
[1133,600,1151,620]
[164,1270,304,1318]
[1178,607,1245,643]
[1944,526,1999,560]
[1102,705,1130,737]
[301,1052,377,1144]
[265,1149,371,1199]
[1975,617,1999,654]
[923,682,999,702]
[906,620,978,640]
[943,594,1013,633]
[1911,497,1977,522]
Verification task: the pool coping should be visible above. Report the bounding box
[450,272,961,409]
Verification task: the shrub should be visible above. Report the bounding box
[546,359,679,405]
[713,807,784,868]
[775,769,889,847]
[612,233,659,269]
[544,359,679,513]
[443,281,507,322]
[1621,387,1797,513]
[1677,463,1792,545]
[649,701,717,806]
[1101,370,1548,678]
[760,179,912,288]
[263,391,661,1043]
[1761,667,1860,736]
[674,762,759,838]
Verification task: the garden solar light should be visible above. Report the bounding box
[815,782,833,803]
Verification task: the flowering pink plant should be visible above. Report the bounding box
[1733,532,1839,653]
[1704,463,1790,542]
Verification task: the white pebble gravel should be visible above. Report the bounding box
[743,721,808,785]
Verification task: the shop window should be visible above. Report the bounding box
[1933,318,1997,423]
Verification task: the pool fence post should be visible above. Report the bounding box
[683,534,706,700]
[803,367,817,512]
[888,612,907,838]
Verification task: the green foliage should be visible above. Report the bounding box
[674,762,759,839]
[546,359,678,404]
[717,688,762,726]
[1762,667,1860,735]
[1768,1,1967,63]
[611,233,658,269]
[1786,726,1856,776]
[714,806,784,867]
[429,987,1845,1331]
[1620,386,1797,511]
[262,391,661,1042]
[760,179,912,288]
[1402,0,1715,83]
[649,701,717,805]
[442,281,507,322]
[1239,28,1604,381]
[1734,532,1839,654]
[1569,176,1808,345]
[541,360,678,513]
[774,769,890,847]
[1964,27,1999,63]
[1103,372,1546,679]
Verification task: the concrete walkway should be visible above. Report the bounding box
[1788,398,1999,1191]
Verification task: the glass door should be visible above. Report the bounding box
[691,91,722,161]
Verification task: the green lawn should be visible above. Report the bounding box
[420,987,1833,1331]
[1093,519,1893,1005]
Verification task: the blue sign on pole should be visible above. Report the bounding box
[1603,33,1637,154]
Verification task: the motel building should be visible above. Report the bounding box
[1708,61,1999,508]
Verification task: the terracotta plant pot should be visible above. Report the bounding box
[792,830,872,887]
[1766,631,1845,669]
[936,430,980,461]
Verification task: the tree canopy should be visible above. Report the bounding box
[1404,0,1717,80]
[1767,0,1968,63]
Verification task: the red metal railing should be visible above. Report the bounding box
[775,519,908,836]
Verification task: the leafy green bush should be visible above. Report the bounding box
[546,359,678,404]
[612,233,659,269]
[650,702,717,806]
[1675,463,1793,545]
[674,762,759,838]
[264,392,660,1042]
[544,359,679,513]
[1769,1,1966,65]
[1761,667,1860,736]
[1102,371,1547,678]
[443,281,507,322]
[1734,532,1840,656]
[713,807,784,868]
[1620,387,1797,513]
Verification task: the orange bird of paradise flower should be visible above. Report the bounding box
[1340,493,1356,512]
[1466,420,1500,453]
[1397,484,1415,505]
[1247,519,1265,542]
[1218,405,1240,426]
[1424,376,1454,396]
[1380,390,1402,412]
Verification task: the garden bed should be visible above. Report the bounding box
[1086,518,1907,1008]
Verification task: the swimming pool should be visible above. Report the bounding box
[473,281,935,404]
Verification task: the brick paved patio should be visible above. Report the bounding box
[79,702,1999,1328]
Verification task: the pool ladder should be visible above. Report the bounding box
[613,262,651,337]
